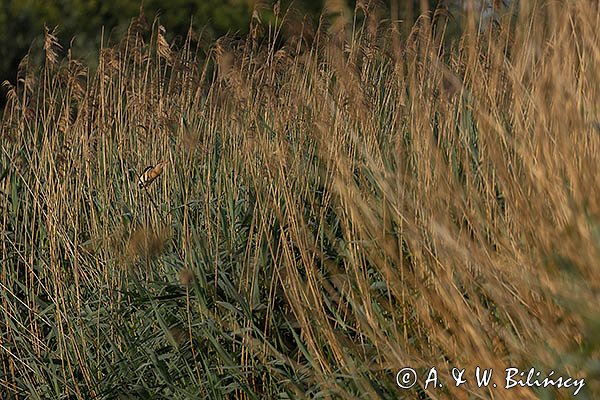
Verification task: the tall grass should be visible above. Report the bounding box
[1,1,599,399]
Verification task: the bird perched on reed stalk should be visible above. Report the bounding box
[138,160,167,189]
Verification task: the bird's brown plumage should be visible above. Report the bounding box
[138,160,167,189]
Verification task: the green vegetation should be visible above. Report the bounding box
[0,0,325,95]
[0,0,444,96]
[1,1,599,399]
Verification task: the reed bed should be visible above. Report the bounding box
[1,1,599,399]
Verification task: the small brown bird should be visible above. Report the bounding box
[138,160,167,189]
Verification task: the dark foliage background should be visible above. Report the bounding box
[0,0,448,107]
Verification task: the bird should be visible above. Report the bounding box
[138,160,167,189]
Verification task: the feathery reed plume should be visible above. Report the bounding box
[157,25,173,64]
[125,225,169,265]
[43,25,62,66]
